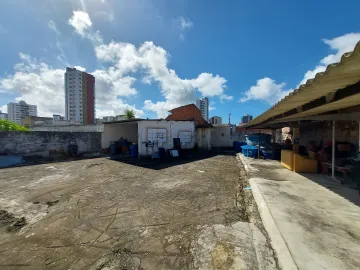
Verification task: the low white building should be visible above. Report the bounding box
[102,119,196,156]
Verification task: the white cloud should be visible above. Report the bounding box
[240,33,360,105]
[176,16,193,30]
[0,53,65,117]
[0,54,144,118]
[220,94,234,103]
[190,73,227,96]
[299,33,360,86]
[68,10,103,44]
[68,11,92,36]
[48,20,60,35]
[0,105,7,113]
[74,65,86,71]
[1,11,227,120]
[173,16,193,40]
[240,78,292,105]
[95,41,229,117]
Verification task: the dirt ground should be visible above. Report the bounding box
[0,153,276,269]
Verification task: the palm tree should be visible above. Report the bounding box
[124,109,135,119]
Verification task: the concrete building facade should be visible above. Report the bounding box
[210,116,222,125]
[7,101,37,125]
[241,114,253,124]
[65,67,95,125]
[196,97,209,121]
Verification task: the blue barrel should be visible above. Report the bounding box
[246,133,271,146]
[109,141,117,156]
[129,144,138,157]
[241,145,258,158]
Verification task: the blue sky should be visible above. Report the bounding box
[0,0,359,124]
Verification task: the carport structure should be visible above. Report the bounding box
[243,41,360,179]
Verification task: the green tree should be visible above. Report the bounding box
[0,119,29,131]
[124,109,135,120]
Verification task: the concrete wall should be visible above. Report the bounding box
[211,126,235,147]
[196,128,211,150]
[0,132,101,154]
[138,121,195,156]
[31,125,104,132]
[101,123,138,148]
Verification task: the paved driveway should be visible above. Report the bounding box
[243,157,360,270]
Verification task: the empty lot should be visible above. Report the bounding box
[0,154,276,269]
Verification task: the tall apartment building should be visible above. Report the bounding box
[0,110,8,120]
[210,116,222,125]
[241,114,253,124]
[7,101,37,125]
[65,67,95,125]
[196,97,209,121]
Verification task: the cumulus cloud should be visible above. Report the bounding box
[240,33,360,105]
[240,78,292,105]
[68,11,103,43]
[299,33,360,86]
[0,53,65,116]
[173,16,193,40]
[95,41,228,117]
[1,105,7,113]
[0,53,144,118]
[1,11,227,120]
[74,65,86,71]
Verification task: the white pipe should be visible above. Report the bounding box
[332,121,335,179]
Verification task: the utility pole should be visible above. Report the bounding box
[228,113,231,125]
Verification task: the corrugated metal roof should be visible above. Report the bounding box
[244,41,360,128]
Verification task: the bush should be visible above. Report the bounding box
[0,119,29,131]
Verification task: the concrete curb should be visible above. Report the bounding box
[238,154,298,270]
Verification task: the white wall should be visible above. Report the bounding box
[138,120,195,156]
[101,123,138,148]
[196,128,211,150]
[211,126,235,147]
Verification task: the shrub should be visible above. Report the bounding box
[0,119,29,131]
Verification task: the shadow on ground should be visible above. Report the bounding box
[301,173,360,208]
[109,148,237,170]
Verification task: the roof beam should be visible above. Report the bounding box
[267,112,360,124]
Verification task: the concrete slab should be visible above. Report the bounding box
[240,155,360,270]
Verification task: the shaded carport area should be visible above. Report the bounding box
[243,40,360,185]
[239,41,360,269]
[101,119,139,150]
